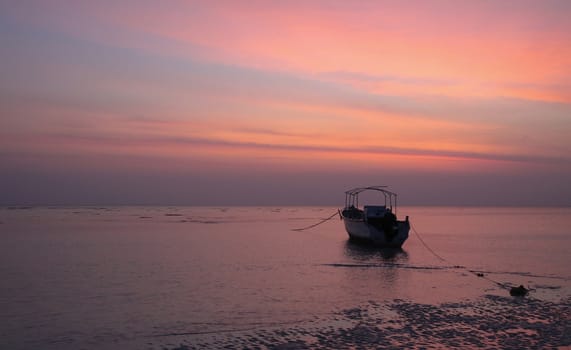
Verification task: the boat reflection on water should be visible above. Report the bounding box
[341,240,410,290]
[344,240,409,263]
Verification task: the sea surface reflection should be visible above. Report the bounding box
[1,206,569,350]
[344,240,409,262]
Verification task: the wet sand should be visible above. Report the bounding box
[158,295,570,349]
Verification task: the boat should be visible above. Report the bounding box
[340,186,410,247]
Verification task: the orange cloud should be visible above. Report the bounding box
[1,1,569,187]
[95,2,570,103]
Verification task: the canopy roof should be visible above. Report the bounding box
[343,186,399,214]
[344,186,397,197]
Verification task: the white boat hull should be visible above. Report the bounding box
[343,218,410,247]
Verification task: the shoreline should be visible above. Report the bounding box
[157,295,571,350]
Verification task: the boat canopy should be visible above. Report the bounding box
[344,186,399,215]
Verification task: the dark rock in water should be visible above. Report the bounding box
[509,285,528,296]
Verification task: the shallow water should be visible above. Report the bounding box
[1,206,570,349]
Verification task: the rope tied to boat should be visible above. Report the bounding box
[410,222,529,295]
[291,211,340,231]
[410,223,447,263]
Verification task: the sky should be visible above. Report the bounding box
[1,0,570,206]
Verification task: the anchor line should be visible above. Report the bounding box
[410,223,447,263]
[410,223,515,292]
[291,211,340,231]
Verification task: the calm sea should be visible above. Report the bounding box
[1,206,570,349]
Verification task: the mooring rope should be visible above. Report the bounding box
[291,211,340,231]
[410,223,520,293]
[410,223,447,263]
